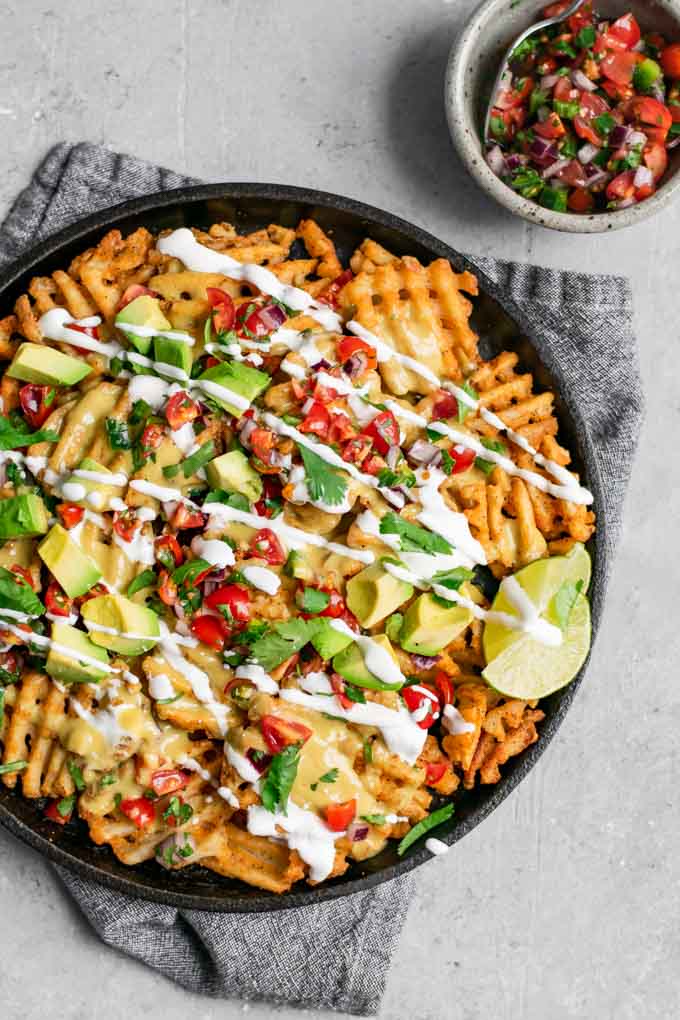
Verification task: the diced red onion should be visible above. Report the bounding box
[540,73,559,90]
[583,169,610,189]
[268,450,286,469]
[411,653,441,670]
[571,69,596,92]
[649,82,666,103]
[505,153,528,171]
[259,304,287,331]
[530,138,559,167]
[157,833,197,869]
[246,748,272,774]
[311,358,331,371]
[383,488,406,509]
[344,351,368,378]
[634,165,654,189]
[161,500,179,520]
[239,418,258,447]
[578,142,600,165]
[347,821,369,843]
[669,135,680,150]
[408,439,441,465]
[301,397,315,415]
[609,124,631,149]
[386,445,400,470]
[542,158,571,180]
[173,602,186,621]
[486,145,506,176]
[628,130,647,148]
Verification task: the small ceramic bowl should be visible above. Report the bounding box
[445,0,680,232]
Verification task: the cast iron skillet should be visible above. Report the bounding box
[0,185,602,911]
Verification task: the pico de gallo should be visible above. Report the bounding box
[485,3,680,213]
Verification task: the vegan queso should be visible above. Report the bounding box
[0,218,595,890]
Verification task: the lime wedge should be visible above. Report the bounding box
[483,543,592,664]
[482,594,591,699]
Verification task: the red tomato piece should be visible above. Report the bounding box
[10,565,36,590]
[362,453,387,476]
[624,97,673,135]
[298,400,331,439]
[327,413,357,445]
[330,672,353,709]
[449,445,476,474]
[158,570,178,606]
[434,671,455,706]
[205,584,251,623]
[317,268,354,308]
[608,13,641,49]
[431,390,459,421]
[424,761,449,785]
[155,534,184,569]
[496,76,534,110]
[250,528,286,565]
[606,170,637,201]
[140,423,165,457]
[117,284,158,311]
[237,301,286,338]
[568,188,595,213]
[341,436,372,465]
[150,768,191,796]
[553,77,579,104]
[534,112,566,140]
[361,410,400,455]
[56,502,85,529]
[113,509,142,543]
[250,427,277,467]
[601,51,638,87]
[171,504,206,530]
[402,685,439,729]
[644,143,668,182]
[261,714,313,754]
[323,799,357,832]
[191,613,230,650]
[119,796,156,829]
[19,384,55,429]
[253,475,283,518]
[206,287,236,333]
[661,43,680,80]
[319,588,345,619]
[337,336,377,373]
[44,581,72,618]
[44,799,71,825]
[557,159,588,187]
[165,391,200,430]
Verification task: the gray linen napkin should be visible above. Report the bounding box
[0,142,643,1016]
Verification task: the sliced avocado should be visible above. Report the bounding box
[399,593,472,656]
[154,336,192,377]
[311,618,354,661]
[115,295,171,355]
[284,549,314,584]
[345,561,413,629]
[332,634,403,691]
[7,342,91,386]
[38,524,102,598]
[198,361,270,416]
[45,622,110,685]
[81,593,160,655]
[0,494,49,539]
[62,458,125,509]
[206,449,263,503]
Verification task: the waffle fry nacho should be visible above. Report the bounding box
[0,218,595,890]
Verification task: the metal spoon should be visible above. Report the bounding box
[483,0,588,144]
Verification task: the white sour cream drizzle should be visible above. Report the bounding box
[247,801,341,883]
[116,320,196,346]
[148,672,177,701]
[234,662,279,694]
[0,622,115,673]
[442,704,476,736]
[425,838,449,856]
[225,743,262,784]
[191,536,236,569]
[83,620,158,642]
[329,619,407,688]
[157,622,229,734]
[38,309,122,359]
[241,565,281,595]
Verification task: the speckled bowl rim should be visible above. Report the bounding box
[445,0,680,233]
[0,183,603,911]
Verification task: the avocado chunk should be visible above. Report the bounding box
[81,593,160,655]
[345,562,413,629]
[284,549,314,584]
[38,524,102,598]
[332,634,403,691]
[154,336,192,378]
[62,458,125,509]
[45,622,110,684]
[311,618,354,661]
[0,493,49,539]
[206,449,263,503]
[7,342,91,386]
[198,361,270,416]
[115,295,171,355]
[399,593,472,656]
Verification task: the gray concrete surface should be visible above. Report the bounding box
[0,1,677,1018]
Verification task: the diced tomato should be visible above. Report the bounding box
[44,581,73,618]
[204,355,220,369]
[330,672,353,709]
[624,96,673,137]
[150,768,191,796]
[117,284,158,311]
[317,268,354,308]
[158,570,178,606]
[433,671,455,706]
[557,159,587,187]
[19,384,55,429]
[494,105,526,141]
[402,685,439,729]
[541,0,592,33]
[9,565,35,590]
[601,51,639,87]
[644,143,668,182]
[431,390,458,421]
[44,799,71,825]
[237,301,286,338]
[449,444,476,474]
[65,322,100,348]
[337,336,377,373]
[362,454,387,476]
[496,75,534,110]
[542,2,569,18]
[606,170,637,201]
[171,504,205,530]
[554,77,579,104]
[190,613,230,650]
[424,761,449,785]
[140,423,165,457]
[323,799,357,832]
[113,508,141,543]
[608,13,641,50]
[205,583,251,624]
[361,410,399,456]
[155,534,183,569]
[250,528,286,565]
[600,79,634,103]
[536,55,558,76]
[327,413,357,444]
[568,188,595,213]
[534,111,566,140]
[56,503,85,529]
[319,588,345,619]
[206,287,236,333]
[250,427,277,467]
[574,91,610,146]
[119,796,156,829]
[662,43,680,80]
[298,400,331,439]
[342,436,372,465]
[254,475,283,518]
[165,391,200,430]
[261,714,312,754]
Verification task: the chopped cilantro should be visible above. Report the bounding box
[380,513,452,555]
[300,445,348,507]
[397,803,454,856]
[67,760,85,792]
[127,570,156,597]
[250,618,321,670]
[0,566,45,616]
[575,25,596,48]
[344,683,366,704]
[204,489,250,512]
[56,793,76,817]
[163,796,193,825]
[361,813,387,825]
[593,113,616,138]
[0,417,58,451]
[105,419,131,450]
[299,587,331,614]
[475,437,507,476]
[261,744,301,814]
[311,767,338,791]
[163,440,215,480]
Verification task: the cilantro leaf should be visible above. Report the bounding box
[552,579,584,631]
[250,618,320,670]
[300,445,348,507]
[344,683,366,704]
[127,570,156,597]
[204,489,250,511]
[300,587,330,614]
[397,803,454,856]
[361,813,386,825]
[431,567,474,591]
[261,744,301,814]
[310,768,339,791]
[0,417,58,451]
[0,566,44,616]
[457,381,478,423]
[163,439,215,480]
[380,513,452,555]
[105,419,131,450]
[475,437,507,476]
[67,759,86,792]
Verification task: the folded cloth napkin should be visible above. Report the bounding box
[0,142,643,1016]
